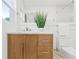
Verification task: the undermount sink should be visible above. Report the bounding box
[17,23,37,32]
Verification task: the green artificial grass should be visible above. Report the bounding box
[34,13,47,28]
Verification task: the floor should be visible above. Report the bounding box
[53,50,64,59]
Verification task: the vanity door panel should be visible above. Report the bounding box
[24,35,38,59]
[8,34,24,59]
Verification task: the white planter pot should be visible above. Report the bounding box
[37,28,45,32]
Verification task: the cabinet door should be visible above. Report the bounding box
[24,35,38,59]
[8,34,24,59]
[38,34,53,59]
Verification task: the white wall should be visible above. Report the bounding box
[55,3,76,49]
[56,3,75,23]
[2,0,17,59]
[2,19,7,59]
[58,23,76,49]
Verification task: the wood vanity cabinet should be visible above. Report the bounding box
[8,34,53,59]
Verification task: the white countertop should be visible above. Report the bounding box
[8,31,53,34]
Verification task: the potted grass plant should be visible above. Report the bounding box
[34,12,47,31]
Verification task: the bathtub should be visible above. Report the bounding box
[61,47,76,59]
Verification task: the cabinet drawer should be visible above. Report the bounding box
[39,38,49,42]
[38,55,51,58]
[38,35,52,47]
[38,42,51,47]
[38,57,52,59]
[38,51,52,58]
[38,39,52,47]
[38,47,52,52]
